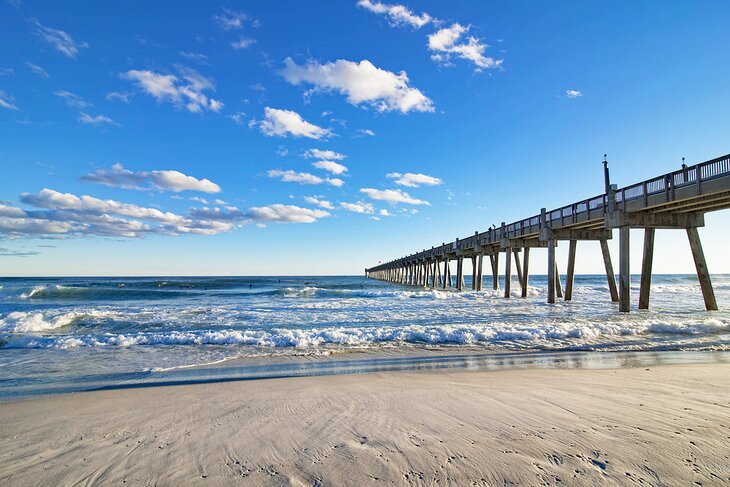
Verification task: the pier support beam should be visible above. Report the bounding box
[555,261,563,299]
[490,254,499,290]
[521,248,530,298]
[687,227,718,310]
[504,247,512,298]
[471,256,477,290]
[443,260,450,288]
[600,239,619,302]
[638,229,655,309]
[476,254,484,291]
[547,239,556,304]
[456,257,464,291]
[513,250,524,291]
[619,226,631,312]
[565,240,577,301]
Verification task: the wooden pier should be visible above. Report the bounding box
[366,154,730,312]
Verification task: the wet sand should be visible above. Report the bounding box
[1,363,729,485]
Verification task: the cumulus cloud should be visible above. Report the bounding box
[386,172,442,187]
[356,0,431,28]
[244,204,329,223]
[312,160,348,175]
[268,169,343,186]
[231,38,256,50]
[82,163,222,193]
[257,107,332,139]
[54,90,90,109]
[33,20,88,58]
[281,58,433,113]
[78,112,117,126]
[304,196,335,210]
[303,148,346,160]
[122,67,223,113]
[360,188,430,205]
[0,91,19,110]
[428,23,501,71]
[26,62,49,78]
[565,89,582,98]
[340,201,374,214]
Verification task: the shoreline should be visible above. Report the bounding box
[1,361,728,485]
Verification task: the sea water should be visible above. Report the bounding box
[1,274,729,401]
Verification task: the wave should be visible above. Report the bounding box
[4,317,728,349]
[0,311,83,333]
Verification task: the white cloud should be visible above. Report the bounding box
[258,107,332,139]
[304,196,335,210]
[54,90,90,109]
[387,172,442,187]
[303,148,346,160]
[428,23,501,71]
[230,112,247,125]
[26,62,49,78]
[379,208,393,216]
[33,20,88,58]
[340,201,374,214]
[82,163,222,193]
[122,67,223,113]
[354,128,376,137]
[356,0,431,28]
[231,38,256,50]
[565,89,582,98]
[268,170,343,187]
[213,8,249,30]
[0,91,19,110]
[106,91,131,103]
[312,160,348,175]
[360,188,430,205]
[0,247,40,257]
[179,51,208,64]
[281,58,433,113]
[245,204,329,223]
[78,112,117,126]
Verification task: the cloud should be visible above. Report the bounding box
[354,128,376,137]
[565,89,582,98]
[26,62,49,78]
[244,204,329,223]
[106,91,131,103]
[356,0,431,28]
[0,247,41,257]
[312,160,348,175]
[428,23,501,71]
[268,170,342,187]
[379,208,393,216]
[257,107,332,139]
[213,8,250,30]
[122,67,223,113]
[231,38,256,50]
[340,201,374,214]
[179,51,209,64]
[230,112,247,125]
[303,148,346,160]
[0,91,19,110]
[54,90,90,109]
[78,112,117,126]
[281,58,433,113]
[82,163,222,193]
[33,20,88,58]
[360,188,430,205]
[386,172,442,187]
[304,196,335,210]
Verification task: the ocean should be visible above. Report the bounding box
[1,274,729,401]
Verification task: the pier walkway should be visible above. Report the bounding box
[366,154,730,312]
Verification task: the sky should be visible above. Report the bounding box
[1,0,729,276]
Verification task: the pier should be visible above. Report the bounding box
[366,154,730,312]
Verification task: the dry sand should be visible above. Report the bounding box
[1,363,729,486]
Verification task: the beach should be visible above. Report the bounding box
[1,362,729,486]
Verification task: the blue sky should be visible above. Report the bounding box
[1,0,729,276]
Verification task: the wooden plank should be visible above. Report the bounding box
[638,229,655,309]
[600,239,619,302]
[687,227,718,310]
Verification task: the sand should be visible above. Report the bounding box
[1,363,729,486]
